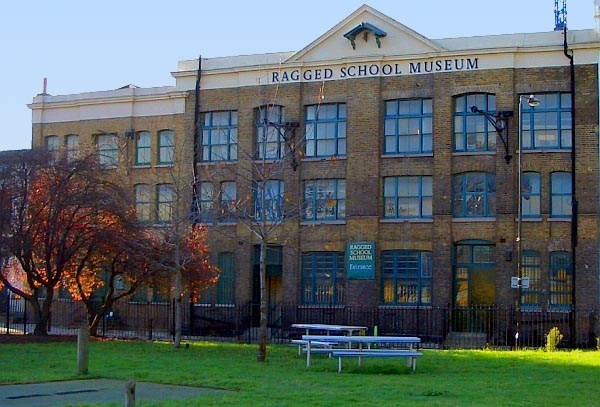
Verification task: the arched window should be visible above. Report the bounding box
[158,129,175,164]
[134,184,151,223]
[521,172,541,217]
[135,131,151,165]
[550,172,572,218]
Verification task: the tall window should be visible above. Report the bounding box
[46,135,59,162]
[550,172,572,218]
[454,93,496,152]
[158,130,175,164]
[521,172,541,217]
[303,179,346,221]
[521,92,572,150]
[216,252,236,304]
[256,105,285,159]
[305,103,346,158]
[549,251,572,309]
[156,184,174,223]
[136,131,151,165]
[453,172,496,217]
[196,182,213,223]
[521,250,541,308]
[302,252,345,305]
[255,180,284,221]
[65,134,79,161]
[384,98,432,154]
[219,181,237,223]
[134,184,151,223]
[97,133,118,167]
[382,250,432,305]
[384,176,432,219]
[201,111,238,162]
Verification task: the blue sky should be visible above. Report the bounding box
[1,1,596,151]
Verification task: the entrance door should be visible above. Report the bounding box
[251,245,283,327]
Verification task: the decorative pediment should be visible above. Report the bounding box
[343,22,387,49]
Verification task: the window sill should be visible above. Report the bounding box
[381,152,433,158]
[380,218,433,223]
[452,217,496,222]
[301,156,347,162]
[452,151,495,156]
[514,217,543,222]
[155,163,174,168]
[520,148,572,154]
[301,220,346,226]
[547,217,571,222]
[132,164,151,169]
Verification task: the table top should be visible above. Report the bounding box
[292,323,367,332]
[302,335,421,344]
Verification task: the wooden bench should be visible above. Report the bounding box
[291,339,338,355]
[331,349,423,373]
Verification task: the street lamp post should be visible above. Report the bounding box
[515,94,540,349]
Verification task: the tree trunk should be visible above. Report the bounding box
[257,240,268,362]
[173,269,183,348]
[32,292,53,336]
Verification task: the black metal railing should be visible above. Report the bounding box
[1,294,598,349]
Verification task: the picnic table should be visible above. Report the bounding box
[301,334,422,372]
[291,323,367,336]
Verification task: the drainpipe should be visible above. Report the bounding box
[192,56,202,224]
[563,26,577,346]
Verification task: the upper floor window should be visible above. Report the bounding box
[384,176,432,219]
[381,250,432,306]
[521,172,541,217]
[255,180,284,221]
[521,92,571,150]
[219,181,237,223]
[136,131,151,165]
[305,103,346,158]
[97,133,118,167]
[384,98,432,154]
[453,172,496,217]
[256,105,285,160]
[301,252,345,305]
[201,111,238,162]
[156,184,174,223]
[521,250,541,308]
[158,130,175,164]
[549,251,572,309]
[65,135,79,161]
[46,135,59,163]
[134,184,151,223]
[454,94,496,153]
[196,182,213,224]
[303,179,346,221]
[550,172,572,218]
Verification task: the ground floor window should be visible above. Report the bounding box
[301,252,345,305]
[381,250,432,305]
[549,251,572,309]
[520,250,541,308]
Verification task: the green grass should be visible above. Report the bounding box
[1,340,599,406]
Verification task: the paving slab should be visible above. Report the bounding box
[0,379,228,406]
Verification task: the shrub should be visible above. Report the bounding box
[545,327,563,352]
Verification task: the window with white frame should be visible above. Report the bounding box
[454,94,496,152]
[303,179,345,221]
[384,98,432,154]
[305,103,346,158]
[256,105,285,159]
[158,130,175,164]
[201,111,238,162]
[134,184,151,223]
[381,250,432,305]
[136,131,151,165]
[453,172,496,217]
[255,180,284,221]
[97,133,118,167]
[521,172,541,217]
[156,184,174,223]
[384,176,432,219]
[521,92,572,150]
[550,172,572,218]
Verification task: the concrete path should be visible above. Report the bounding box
[0,379,228,406]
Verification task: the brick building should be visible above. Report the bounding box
[29,6,600,338]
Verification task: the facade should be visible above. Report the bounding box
[29,6,600,341]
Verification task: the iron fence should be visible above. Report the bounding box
[1,293,598,349]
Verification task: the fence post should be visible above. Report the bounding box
[125,380,135,407]
[147,318,153,341]
[77,324,89,375]
[4,292,9,334]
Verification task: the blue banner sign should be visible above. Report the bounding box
[347,241,376,279]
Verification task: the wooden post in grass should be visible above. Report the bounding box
[125,380,136,407]
[77,324,89,375]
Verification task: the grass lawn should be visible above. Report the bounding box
[0,339,598,406]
